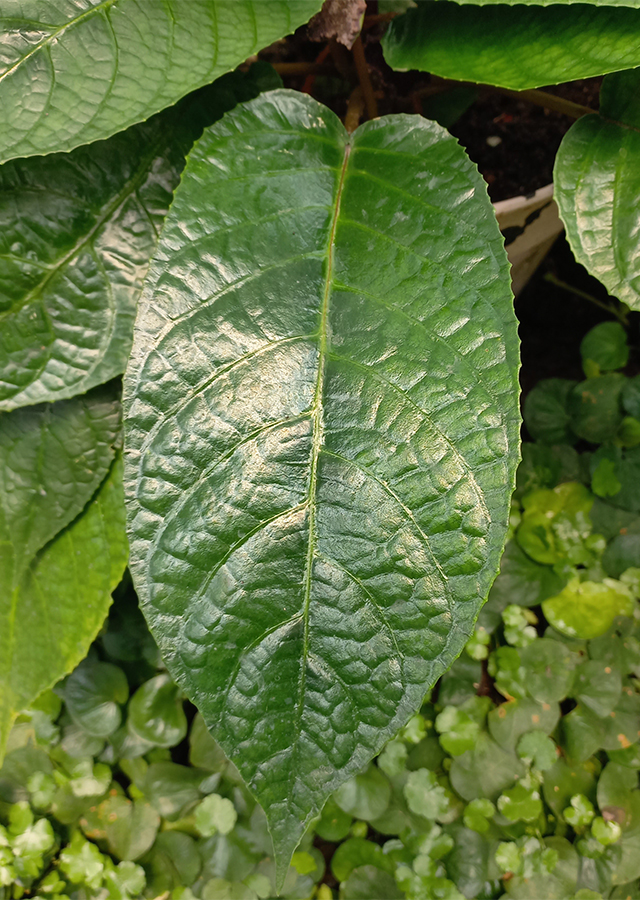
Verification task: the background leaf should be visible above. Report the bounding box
[0,385,120,588]
[382,4,640,90]
[0,0,320,164]
[0,65,281,410]
[124,90,519,879]
[555,69,640,312]
[0,456,128,759]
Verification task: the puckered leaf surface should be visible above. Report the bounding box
[0,456,128,761]
[382,3,640,90]
[555,69,640,312]
[0,0,320,163]
[124,90,519,880]
[0,65,280,410]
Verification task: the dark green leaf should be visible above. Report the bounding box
[139,762,204,820]
[517,731,558,771]
[142,831,202,897]
[0,456,127,760]
[331,839,393,882]
[449,733,525,801]
[123,89,518,878]
[334,766,391,823]
[382,4,640,91]
[515,443,585,501]
[0,386,120,587]
[580,323,629,375]
[555,69,640,312]
[81,792,160,861]
[0,1,320,164]
[519,639,576,704]
[484,540,565,631]
[524,380,577,445]
[0,65,281,410]
[571,660,622,717]
[127,675,187,749]
[63,660,129,738]
[339,865,403,900]
[569,375,625,444]
[543,759,598,820]
[622,375,640,419]
[189,713,229,774]
[316,797,352,842]
[597,762,640,830]
[488,698,560,752]
[590,447,640,512]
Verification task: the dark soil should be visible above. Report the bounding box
[259,3,601,201]
[450,80,601,201]
[517,234,640,401]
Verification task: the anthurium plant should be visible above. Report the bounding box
[1,0,639,890]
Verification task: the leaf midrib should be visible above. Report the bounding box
[0,132,168,327]
[296,138,351,747]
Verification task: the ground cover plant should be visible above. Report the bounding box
[1,0,640,893]
[2,338,640,897]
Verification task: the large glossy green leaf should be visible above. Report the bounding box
[382,3,640,90]
[124,90,519,881]
[0,1,320,164]
[0,385,120,589]
[555,69,640,312]
[0,64,281,410]
[0,455,128,760]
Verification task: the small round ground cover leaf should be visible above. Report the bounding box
[0,456,127,762]
[489,698,560,752]
[381,3,640,92]
[0,65,281,411]
[590,446,640,512]
[556,70,640,313]
[569,375,625,444]
[195,794,237,837]
[123,90,519,879]
[63,660,129,738]
[339,865,403,900]
[580,323,629,375]
[542,580,634,640]
[0,1,321,165]
[519,639,576,704]
[127,674,187,749]
[523,379,577,446]
[334,766,391,822]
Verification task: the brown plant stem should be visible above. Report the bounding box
[544,272,629,326]
[352,35,378,120]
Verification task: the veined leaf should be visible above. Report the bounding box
[0,456,128,761]
[382,3,640,90]
[555,69,640,312]
[124,90,519,881]
[0,385,120,588]
[0,64,281,410]
[0,0,320,164]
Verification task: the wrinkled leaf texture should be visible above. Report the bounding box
[555,69,640,312]
[0,64,281,411]
[0,0,321,164]
[124,90,519,881]
[382,3,640,90]
[0,455,127,760]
